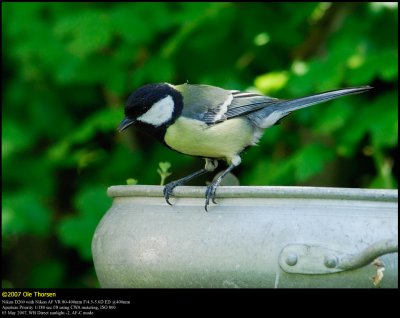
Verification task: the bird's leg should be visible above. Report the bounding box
[163,169,208,205]
[205,156,241,211]
[163,159,218,205]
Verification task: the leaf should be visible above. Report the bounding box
[74,186,112,218]
[243,158,295,186]
[346,54,379,86]
[2,192,52,237]
[2,120,35,160]
[110,7,152,44]
[28,260,65,288]
[57,186,112,260]
[377,49,398,81]
[48,108,122,162]
[158,162,171,173]
[158,162,172,185]
[76,148,108,170]
[254,71,289,95]
[294,144,335,182]
[336,92,397,159]
[312,99,354,135]
[335,98,376,157]
[132,56,175,86]
[126,178,138,185]
[369,93,398,148]
[54,11,113,58]
[369,174,397,189]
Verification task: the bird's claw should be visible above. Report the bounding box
[165,179,221,212]
[205,181,219,211]
[163,182,179,206]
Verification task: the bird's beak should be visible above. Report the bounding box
[118,117,135,132]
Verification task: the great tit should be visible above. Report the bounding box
[118,83,371,210]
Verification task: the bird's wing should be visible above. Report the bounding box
[175,83,278,125]
[224,91,279,120]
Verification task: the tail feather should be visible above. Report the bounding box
[248,86,372,129]
[272,86,372,114]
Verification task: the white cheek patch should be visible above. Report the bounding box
[137,95,174,126]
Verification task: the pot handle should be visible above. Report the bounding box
[279,238,398,274]
[337,238,397,270]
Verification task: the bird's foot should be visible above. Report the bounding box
[162,168,212,207]
[163,181,182,205]
[205,180,220,211]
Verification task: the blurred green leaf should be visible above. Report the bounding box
[377,49,398,81]
[110,9,151,44]
[337,92,398,155]
[368,92,398,148]
[55,11,113,58]
[294,144,335,182]
[48,108,121,163]
[347,54,380,85]
[255,71,289,95]
[126,178,138,185]
[369,147,397,189]
[2,192,52,237]
[312,99,354,135]
[243,158,295,186]
[2,121,35,160]
[28,260,66,288]
[132,56,175,87]
[57,186,111,260]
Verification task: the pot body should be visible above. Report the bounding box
[92,186,398,288]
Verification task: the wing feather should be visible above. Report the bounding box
[175,83,278,125]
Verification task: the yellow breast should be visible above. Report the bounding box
[164,117,254,161]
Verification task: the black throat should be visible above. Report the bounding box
[133,121,169,143]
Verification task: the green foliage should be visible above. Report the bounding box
[57,186,112,260]
[126,178,138,185]
[28,260,66,288]
[2,192,52,236]
[157,162,172,186]
[2,2,397,288]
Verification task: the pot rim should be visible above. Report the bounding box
[107,185,397,202]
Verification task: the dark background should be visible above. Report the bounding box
[2,2,398,287]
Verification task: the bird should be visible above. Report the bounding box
[118,83,372,211]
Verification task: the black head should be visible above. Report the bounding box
[118,83,183,135]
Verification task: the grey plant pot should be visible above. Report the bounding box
[92,185,398,288]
